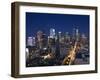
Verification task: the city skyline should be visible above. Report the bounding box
[26,12,89,38]
[26,27,89,66]
[26,12,89,67]
[26,28,87,47]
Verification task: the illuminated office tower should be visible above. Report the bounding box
[58,31,62,42]
[65,32,70,42]
[26,48,29,60]
[32,37,36,46]
[65,32,69,39]
[81,33,87,39]
[76,28,79,41]
[50,28,56,38]
[58,31,61,37]
[27,37,33,46]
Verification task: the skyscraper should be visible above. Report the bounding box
[27,37,33,46]
[36,30,43,49]
[72,28,76,40]
[65,32,69,39]
[37,30,43,42]
[58,31,62,42]
[76,28,79,41]
[81,33,87,44]
[32,37,36,46]
[50,28,56,38]
[81,33,87,39]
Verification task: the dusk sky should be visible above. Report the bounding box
[26,12,89,37]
